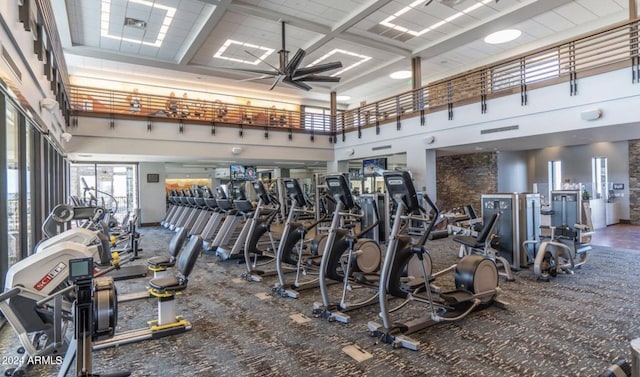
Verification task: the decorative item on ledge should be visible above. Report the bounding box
[147,174,160,183]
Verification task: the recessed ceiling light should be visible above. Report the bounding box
[213,39,275,65]
[484,29,522,44]
[336,95,351,101]
[381,0,494,38]
[306,49,371,77]
[389,70,411,80]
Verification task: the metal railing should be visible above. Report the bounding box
[335,18,640,133]
[69,86,333,135]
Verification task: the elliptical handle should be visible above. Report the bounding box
[417,193,440,247]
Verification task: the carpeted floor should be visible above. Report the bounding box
[2,226,639,377]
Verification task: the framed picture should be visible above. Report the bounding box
[147,173,160,183]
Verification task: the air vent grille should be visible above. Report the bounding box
[480,125,519,135]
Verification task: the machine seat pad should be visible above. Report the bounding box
[440,289,474,305]
[149,274,188,292]
[452,236,482,249]
[147,256,174,268]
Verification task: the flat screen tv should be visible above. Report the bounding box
[245,166,257,181]
[230,164,246,181]
[363,157,387,176]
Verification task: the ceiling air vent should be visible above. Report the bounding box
[426,0,498,6]
[124,17,147,29]
[425,0,464,6]
[480,125,519,135]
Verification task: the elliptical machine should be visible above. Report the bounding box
[367,171,504,351]
[241,180,281,282]
[312,173,383,323]
[272,178,328,298]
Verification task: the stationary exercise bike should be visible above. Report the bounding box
[367,171,504,351]
[312,173,383,323]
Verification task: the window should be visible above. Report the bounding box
[6,103,20,267]
[25,123,33,254]
[70,163,138,223]
[592,157,607,200]
[303,106,331,132]
[548,160,562,199]
[492,52,560,92]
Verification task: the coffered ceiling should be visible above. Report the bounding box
[53,0,630,107]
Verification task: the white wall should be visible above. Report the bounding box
[67,116,333,163]
[0,2,66,141]
[530,142,630,219]
[334,67,640,215]
[138,162,167,224]
[497,151,529,193]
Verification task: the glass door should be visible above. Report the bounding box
[70,163,139,223]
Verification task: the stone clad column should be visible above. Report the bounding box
[629,140,640,224]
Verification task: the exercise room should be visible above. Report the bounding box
[1,1,640,376]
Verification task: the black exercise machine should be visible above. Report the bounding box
[367,171,505,351]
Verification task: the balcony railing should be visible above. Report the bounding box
[335,18,640,135]
[68,19,640,140]
[69,86,334,136]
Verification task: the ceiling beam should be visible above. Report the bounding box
[303,0,411,56]
[177,0,233,65]
[227,0,411,56]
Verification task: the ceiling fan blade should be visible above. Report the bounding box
[239,75,273,82]
[293,61,343,79]
[283,77,312,91]
[296,75,341,83]
[231,68,280,76]
[269,75,285,90]
[244,50,284,74]
[284,48,306,74]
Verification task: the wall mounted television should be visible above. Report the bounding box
[244,166,257,181]
[230,164,246,181]
[363,157,387,176]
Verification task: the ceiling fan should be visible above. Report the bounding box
[232,21,343,91]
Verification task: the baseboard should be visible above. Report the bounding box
[619,219,631,224]
[141,222,161,227]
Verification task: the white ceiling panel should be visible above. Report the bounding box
[553,2,599,25]
[532,10,577,33]
[576,0,624,16]
[56,0,632,105]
